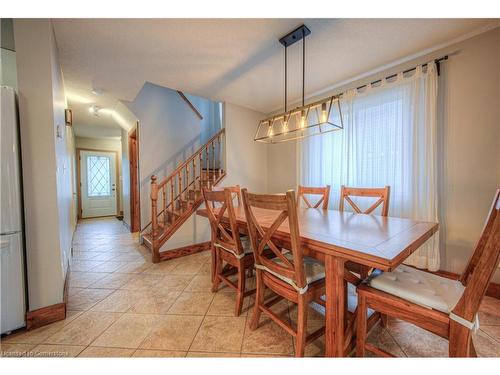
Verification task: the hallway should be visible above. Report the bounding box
[1,217,500,357]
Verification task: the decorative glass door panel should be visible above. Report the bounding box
[80,150,117,218]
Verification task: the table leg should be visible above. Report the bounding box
[325,255,346,357]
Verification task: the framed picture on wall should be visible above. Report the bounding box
[65,109,73,126]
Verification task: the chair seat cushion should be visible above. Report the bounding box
[273,252,325,285]
[368,264,465,313]
[215,236,253,258]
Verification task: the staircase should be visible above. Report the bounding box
[142,128,226,262]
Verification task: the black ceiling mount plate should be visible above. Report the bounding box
[279,24,311,47]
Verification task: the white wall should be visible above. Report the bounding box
[125,82,221,230]
[223,102,268,193]
[75,136,123,213]
[14,19,75,310]
[266,27,500,281]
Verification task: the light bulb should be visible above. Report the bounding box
[300,110,306,128]
[321,102,327,123]
[282,114,289,134]
[267,123,274,137]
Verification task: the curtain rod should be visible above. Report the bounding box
[352,55,449,93]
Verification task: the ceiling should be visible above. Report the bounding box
[53,18,498,132]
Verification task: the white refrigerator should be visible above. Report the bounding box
[1,85,27,334]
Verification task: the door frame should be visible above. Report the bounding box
[128,126,141,232]
[76,148,120,220]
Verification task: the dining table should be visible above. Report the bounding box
[196,205,438,357]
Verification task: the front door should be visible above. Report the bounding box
[80,150,117,218]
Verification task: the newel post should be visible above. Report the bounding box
[150,175,160,263]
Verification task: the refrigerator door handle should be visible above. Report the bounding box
[0,231,20,236]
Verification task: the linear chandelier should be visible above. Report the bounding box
[254,25,344,144]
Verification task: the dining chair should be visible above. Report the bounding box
[297,185,331,209]
[202,187,255,316]
[212,184,242,206]
[356,189,500,357]
[340,185,391,283]
[339,185,390,216]
[241,188,325,357]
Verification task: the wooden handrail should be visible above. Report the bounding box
[156,128,225,189]
[145,128,226,261]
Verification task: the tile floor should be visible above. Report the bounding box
[1,217,499,358]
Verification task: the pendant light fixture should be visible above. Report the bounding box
[254,25,344,144]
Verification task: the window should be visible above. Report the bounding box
[87,155,111,197]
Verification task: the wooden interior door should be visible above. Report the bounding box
[129,127,140,232]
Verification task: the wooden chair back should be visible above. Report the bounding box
[241,189,306,289]
[212,185,242,206]
[297,185,331,209]
[453,189,500,322]
[339,185,390,216]
[202,187,244,256]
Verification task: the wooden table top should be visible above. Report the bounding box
[197,206,438,271]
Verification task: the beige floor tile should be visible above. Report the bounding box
[88,272,136,289]
[128,292,181,314]
[2,311,83,344]
[69,271,109,288]
[133,349,186,357]
[198,262,212,275]
[167,291,214,315]
[28,344,86,357]
[44,311,121,346]
[140,315,203,351]
[241,315,294,356]
[207,291,251,317]
[365,323,406,357]
[478,296,500,326]
[171,259,204,275]
[184,274,214,292]
[187,351,241,357]
[302,320,325,357]
[71,260,105,272]
[68,287,85,297]
[67,288,114,310]
[91,252,119,261]
[115,261,152,274]
[158,274,195,291]
[473,329,500,357]
[91,289,144,312]
[120,273,164,291]
[72,251,101,260]
[480,325,500,342]
[190,315,246,353]
[91,313,159,349]
[0,343,36,357]
[78,347,135,357]
[91,261,128,273]
[386,318,448,357]
[142,259,182,274]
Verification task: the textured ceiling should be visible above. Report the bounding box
[53,18,497,131]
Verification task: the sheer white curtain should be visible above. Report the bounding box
[298,62,439,271]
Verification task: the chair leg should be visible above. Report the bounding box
[249,269,264,330]
[449,320,473,357]
[356,292,367,357]
[235,262,246,316]
[211,249,222,293]
[295,294,308,357]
